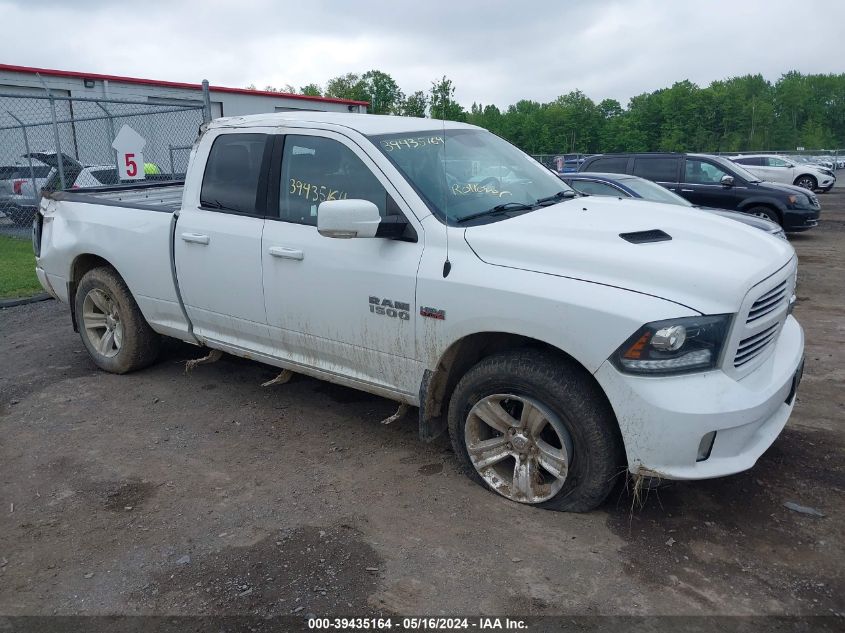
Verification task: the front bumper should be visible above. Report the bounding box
[784,207,820,232]
[595,316,804,480]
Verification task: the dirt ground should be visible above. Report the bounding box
[1,193,843,620]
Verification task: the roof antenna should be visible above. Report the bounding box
[441,108,451,278]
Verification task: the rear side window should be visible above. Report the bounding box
[569,180,623,197]
[632,157,679,182]
[734,156,763,166]
[584,156,628,173]
[200,133,269,214]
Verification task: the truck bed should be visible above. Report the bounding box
[46,180,184,212]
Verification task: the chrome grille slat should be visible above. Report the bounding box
[746,280,788,324]
[747,292,786,321]
[737,323,779,349]
[753,281,787,304]
[735,332,778,365]
[730,265,796,374]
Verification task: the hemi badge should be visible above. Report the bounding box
[420,306,445,320]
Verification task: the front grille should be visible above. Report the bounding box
[728,262,797,375]
[747,281,787,324]
[809,194,820,208]
[734,324,780,367]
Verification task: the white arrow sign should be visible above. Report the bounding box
[112,124,147,180]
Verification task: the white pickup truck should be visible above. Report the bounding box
[33,112,804,512]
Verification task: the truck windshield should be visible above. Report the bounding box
[370,129,572,225]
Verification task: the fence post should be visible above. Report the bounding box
[37,73,66,190]
[201,80,212,123]
[6,111,38,207]
[95,101,119,171]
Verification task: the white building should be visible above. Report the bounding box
[0,63,368,172]
[0,63,368,116]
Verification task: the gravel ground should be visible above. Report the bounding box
[0,194,843,619]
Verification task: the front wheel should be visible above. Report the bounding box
[793,175,817,191]
[74,266,161,373]
[447,350,624,512]
[747,206,781,226]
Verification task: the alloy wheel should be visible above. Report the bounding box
[464,394,572,503]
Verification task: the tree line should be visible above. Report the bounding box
[249,70,845,153]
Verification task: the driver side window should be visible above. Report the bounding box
[684,159,729,184]
[278,135,392,226]
[766,157,788,168]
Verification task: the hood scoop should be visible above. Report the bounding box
[619,229,672,244]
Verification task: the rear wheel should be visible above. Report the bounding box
[793,175,817,191]
[447,350,623,512]
[747,206,781,226]
[74,267,161,373]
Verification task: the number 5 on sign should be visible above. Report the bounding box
[111,124,147,181]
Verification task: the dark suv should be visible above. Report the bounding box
[578,153,820,231]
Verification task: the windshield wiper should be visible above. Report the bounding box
[456,202,534,223]
[535,190,576,205]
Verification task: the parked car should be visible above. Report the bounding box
[35,113,804,512]
[730,154,835,192]
[810,156,835,171]
[0,161,53,225]
[560,172,786,240]
[552,155,587,174]
[578,153,820,231]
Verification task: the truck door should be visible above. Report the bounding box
[261,131,424,398]
[174,131,274,353]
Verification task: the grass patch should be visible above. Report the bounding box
[0,235,41,299]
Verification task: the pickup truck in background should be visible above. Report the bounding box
[34,113,805,512]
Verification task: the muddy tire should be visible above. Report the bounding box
[447,350,624,512]
[74,266,161,374]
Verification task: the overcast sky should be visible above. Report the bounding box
[3,0,844,108]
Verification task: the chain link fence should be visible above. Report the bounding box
[0,86,210,238]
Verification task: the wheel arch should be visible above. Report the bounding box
[418,331,618,444]
[793,172,818,187]
[736,198,785,221]
[67,254,124,332]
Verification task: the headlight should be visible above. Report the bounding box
[787,194,810,208]
[612,315,732,375]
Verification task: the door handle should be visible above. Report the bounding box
[268,246,304,261]
[680,189,694,193]
[181,232,210,245]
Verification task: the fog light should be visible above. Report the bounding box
[697,431,717,462]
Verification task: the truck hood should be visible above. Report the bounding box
[463,196,795,314]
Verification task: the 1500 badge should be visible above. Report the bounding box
[369,296,410,320]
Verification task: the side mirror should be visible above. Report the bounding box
[318,199,381,238]
[317,199,410,239]
[720,175,735,188]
